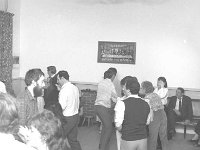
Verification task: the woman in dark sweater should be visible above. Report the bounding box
[115,76,150,150]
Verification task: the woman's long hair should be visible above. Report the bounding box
[27,110,68,150]
[0,93,19,135]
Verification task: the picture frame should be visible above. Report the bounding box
[97,41,136,64]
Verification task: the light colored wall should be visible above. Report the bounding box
[11,77,200,99]
[9,0,200,90]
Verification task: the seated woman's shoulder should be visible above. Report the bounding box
[0,133,35,150]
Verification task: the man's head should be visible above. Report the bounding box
[123,77,140,97]
[140,81,154,96]
[157,77,168,88]
[25,69,45,97]
[120,76,138,96]
[57,71,69,87]
[103,70,113,80]
[47,66,56,77]
[176,87,185,100]
[107,67,117,81]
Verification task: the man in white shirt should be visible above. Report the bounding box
[0,81,7,93]
[57,70,82,150]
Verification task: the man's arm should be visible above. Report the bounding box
[16,99,27,125]
[167,96,175,110]
[111,84,117,103]
[59,91,67,111]
[114,100,125,131]
[186,96,193,121]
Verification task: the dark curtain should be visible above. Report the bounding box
[0,11,14,95]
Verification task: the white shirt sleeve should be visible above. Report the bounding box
[59,89,68,110]
[111,83,118,103]
[154,88,168,105]
[0,81,6,93]
[160,88,168,105]
[114,100,125,128]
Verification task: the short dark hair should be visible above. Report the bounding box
[177,87,185,94]
[57,71,69,80]
[125,78,140,94]
[141,81,154,94]
[47,66,57,74]
[107,67,117,76]
[27,110,67,150]
[120,76,138,86]
[25,69,44,86]
[158,77,168,88]
[0,93,19,134]
[103,70,113,79]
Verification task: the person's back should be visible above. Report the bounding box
[95,78,116,108]
[60,82,80,116]
[17,88,38,125]
[122,97,150,141]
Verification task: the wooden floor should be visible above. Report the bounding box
[77,124,200,150]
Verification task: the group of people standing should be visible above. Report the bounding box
[95,67,194,150]
[0,67,82,150]
[0,66,197,150]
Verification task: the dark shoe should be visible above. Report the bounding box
[167,129,176,140]
[157,144,162,150]
[168,133,172,140]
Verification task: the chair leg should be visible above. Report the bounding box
[91,117,93,126]
[87,118,90,127]
[82,117,86,126]
[184,125,186,139]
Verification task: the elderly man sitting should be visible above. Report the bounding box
[167,87,193,140]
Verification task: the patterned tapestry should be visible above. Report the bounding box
[0,11,14,95]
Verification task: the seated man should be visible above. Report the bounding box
[167,87,193,139]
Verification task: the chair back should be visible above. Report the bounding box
[192,99,200,119]
[81,90,97,117]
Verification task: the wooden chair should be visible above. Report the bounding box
[81,99,95,127]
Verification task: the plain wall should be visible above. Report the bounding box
[8,0,200,89]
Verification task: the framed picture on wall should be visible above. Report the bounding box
[97,41,136,64]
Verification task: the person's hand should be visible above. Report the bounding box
[55,84,61,91]
[111,92,118,103]
[146,110,154,125]
[116,125,122,132]
[173,109,181,116]
[18,126,32,143]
